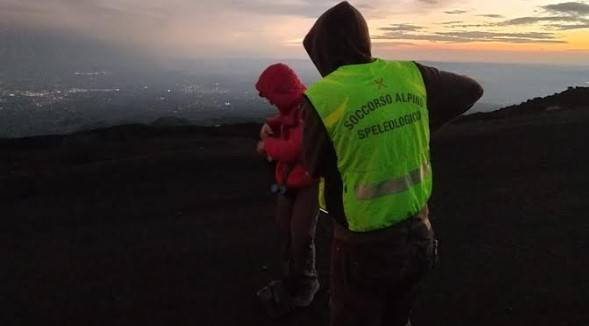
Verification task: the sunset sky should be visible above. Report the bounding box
[2,0,589,65]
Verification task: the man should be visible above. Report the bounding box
[301,2,483,326]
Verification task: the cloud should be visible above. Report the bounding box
[542,2,589,16]
[375,29,566,44]
[444,10,468,14]
[381,24,424,32]
[548,22,589,29]
[224,0,403,19]
[0,0,335,58]
[478,14,504,19]
[356,3,375,10]
[0,0,324,22]
[0,2,50,15]
[440,20,463,25]
[488,2,589,31]
[444,23,494,28]
[0,0,585,62]
[1,0,169,28]
[0,0,406,59]
[499,15,589,30]
[224,0,333,18]
[503,16,579,25]
[437,31,560,40]
[373,41,416,47]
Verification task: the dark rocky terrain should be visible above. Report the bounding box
[1,90,588,325]
[461,86,589,121]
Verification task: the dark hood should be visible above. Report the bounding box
[303,1,372,77]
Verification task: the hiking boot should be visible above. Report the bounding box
[291,278,320,307]
[257,280,294,318]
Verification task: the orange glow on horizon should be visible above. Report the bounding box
[374,40,574,52]
[563,31,589,49]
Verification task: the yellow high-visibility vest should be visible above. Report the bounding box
[305,59,432,232]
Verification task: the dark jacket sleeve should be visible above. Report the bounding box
[301,96,334,178]
[415,62,484,131]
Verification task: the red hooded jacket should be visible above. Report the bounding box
[256,64,314,189]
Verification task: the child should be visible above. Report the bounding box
[255,63,320,309]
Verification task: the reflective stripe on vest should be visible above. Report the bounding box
[356,161,431,200]
[305,59,432,232]
[318,177,327,212]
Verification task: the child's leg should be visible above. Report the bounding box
[275,192,295,277]
[289,181,320,305]
[257,194,296,316]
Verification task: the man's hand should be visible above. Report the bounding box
[259,123,274,140]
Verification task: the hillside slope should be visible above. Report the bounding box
[1,103,588,325]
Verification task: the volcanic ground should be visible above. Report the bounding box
[2,108,588,325]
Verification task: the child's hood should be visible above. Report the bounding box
[256,63,306,115]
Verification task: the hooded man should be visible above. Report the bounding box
[301,2,483,326]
